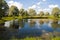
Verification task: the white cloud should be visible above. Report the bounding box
[28,1,41,9]
[49,4,59,8]
[37,2,41,5]
[37,6,40,9]
[38,0,46,1]
[42,0,46,2]
[37,8,51,14]
[43,8,50,11]
[28,5,37,9]
[38,8,50,11]
[7,1,23,9]
[38,9,43,11]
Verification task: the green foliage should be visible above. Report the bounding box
[0,0,9,19]
[24,10,29,16]
[38,11,44,16]
[52,37,60,40]
[45,12,50,16]
[0,0,60,19]
[52,7,60,17]
[19,8,29,17]
[19,8,25,16]
[9,5,19,16]
[28,8,36,16]
[10,36,60,40]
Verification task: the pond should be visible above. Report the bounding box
[0,19,60,40]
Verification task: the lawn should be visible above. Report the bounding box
[10,36,60,40]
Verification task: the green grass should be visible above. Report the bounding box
[1,16,60,21]
[10,36,60,40]
[10,37,42,40]
[2,16,22,21]
[0,16,60,24]
[52,37,60,40]
[0,20,5,24]
[0,16,22,23]
[2,17,15,21]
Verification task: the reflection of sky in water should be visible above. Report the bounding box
[4,19,60,32]
[20,19,60,32]
[58,21,60,24]
[4,21,11,27]
[16,20,54,38]
[3,19,60,38]
[55,28,60,32]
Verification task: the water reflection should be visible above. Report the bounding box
[51,19,60,37]
[19,19,24,28]
[29,19,36,27]
[39,19,44,25]
[44,19,49,23]
[0,25,12,40]
[51,19,60,29]
[0,19,60,40]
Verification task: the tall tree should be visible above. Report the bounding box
[38,11,44,16]
[28,8,36,16]
[19,9,29,16]
[19,8,25,16]
[45,12,50,16]
[24,10,29,16]
[0,0,9,19]
[52,7,60,17]
[9,5,19,16]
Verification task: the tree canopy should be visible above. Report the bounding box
[9,5,19,16]
[0,0,9,19]
[28,9,36,16]
[38,11,44,16]
[19,8,25,16]
[0,0,60,18]
[45,12,50,16]
[52,7,60,17]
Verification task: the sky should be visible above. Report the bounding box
[5,0,60,14]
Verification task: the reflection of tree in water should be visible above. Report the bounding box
[51,19,59,29]
[19,19,25,28]
[29,19,36,27]
[23,19,28,22]
[9,19,26,28]
[51,19,60,37]
[39,19,44,25]
[45,19,49,23]
[10,20,19,29]
[0,23,12,40]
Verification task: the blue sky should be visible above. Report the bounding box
[6,0,60,13]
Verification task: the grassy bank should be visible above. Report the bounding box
[10,37,60,40]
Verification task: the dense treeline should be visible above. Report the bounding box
[0,0,60,19]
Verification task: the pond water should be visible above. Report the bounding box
[0,19,60,40]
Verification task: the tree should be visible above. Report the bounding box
[19,8,29,16]
[28,8,36,16]
[52,7,60,17]
[0,0,9,19]
[38,11,44,16]
[9,5,19,16]
[19,8,25,16]
[45,12,50,16]
[24,10,29,16]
